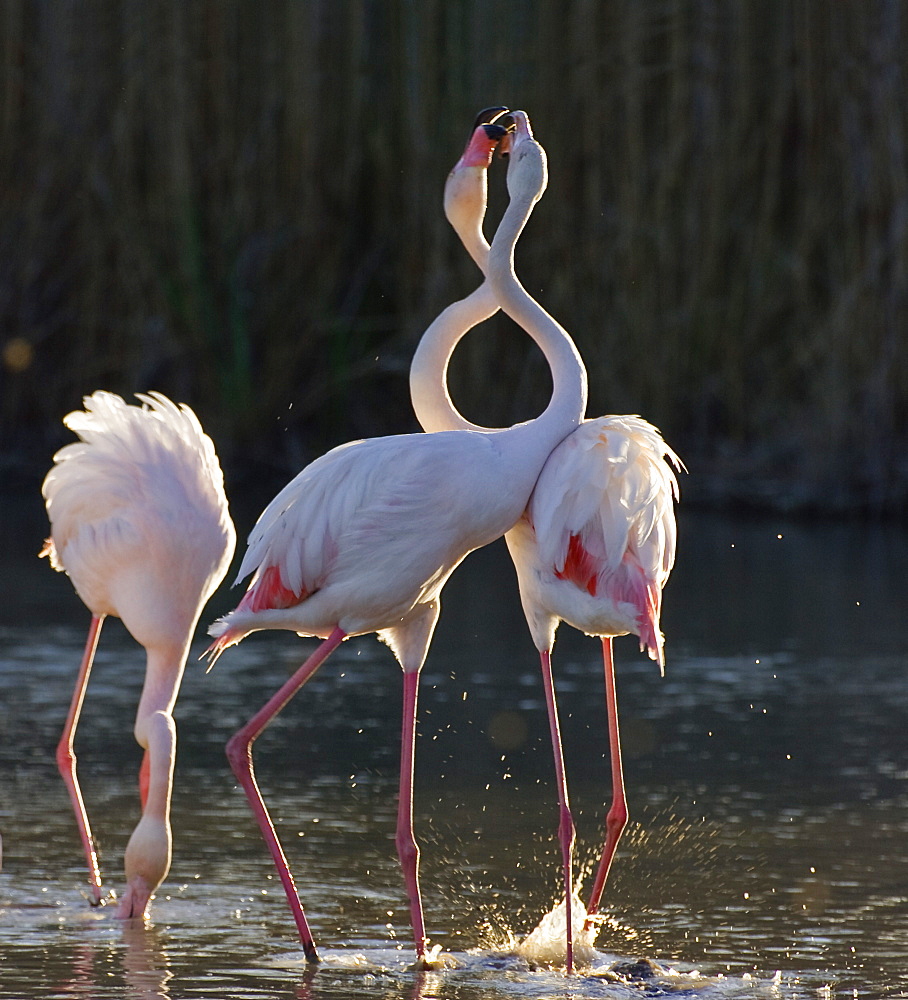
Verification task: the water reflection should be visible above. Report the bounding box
[1,503,907,997]
[45,925,173,1000]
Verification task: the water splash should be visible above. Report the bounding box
[516,893,601,969]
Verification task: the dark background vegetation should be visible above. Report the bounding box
[1,1,907,513]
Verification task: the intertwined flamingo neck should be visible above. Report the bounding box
[410,114,587,457]
[487,113,586,455]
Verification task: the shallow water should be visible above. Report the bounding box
[1,500,907,998]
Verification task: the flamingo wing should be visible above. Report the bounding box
[530,416,680,585]
[227,429,523,629]
[524,416,681,663]
[42,391,234,618]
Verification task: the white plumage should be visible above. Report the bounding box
[209,427,551,653]
[207,112,587,969]
[42,389,235,918]
[508,414,682,666]
[409,110,683,972]
[44,391,234,631]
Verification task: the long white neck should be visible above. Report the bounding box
[409,282,499,433]
[410,155,500,434]
[486,162,587,448]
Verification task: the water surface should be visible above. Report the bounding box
[1,500,906,998]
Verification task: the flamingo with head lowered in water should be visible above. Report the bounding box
[41,390,235,918]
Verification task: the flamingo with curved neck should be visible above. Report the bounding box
[410,110,682,975]
[41,391,235,919]
[207,112,585,968]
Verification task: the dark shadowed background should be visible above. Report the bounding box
[1,1,907,513]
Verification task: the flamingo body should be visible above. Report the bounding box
[505,415,681,964]
[506,415,681,664]
[44,392,234,637]
[410,111,682,972]
[42,390,235,917]
[210,427,554,657]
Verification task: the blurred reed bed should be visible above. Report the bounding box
[0,1,906,511]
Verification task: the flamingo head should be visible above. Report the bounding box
[504,110,547,207]
[443,108,511,261]
[115,813,172,920]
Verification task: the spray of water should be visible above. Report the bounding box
[515,892,601,968]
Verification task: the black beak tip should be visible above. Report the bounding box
[472,106,509,129]
[481,122,508,142]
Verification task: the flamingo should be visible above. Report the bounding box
[411,111,683,973]
[205,110,587,967]
[506,420,681,966]
[40,390,236,917]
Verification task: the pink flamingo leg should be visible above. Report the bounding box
[585,637,628,920]
[55,614,106,905]
[396,670,429,965]
[225,626,346,964]
[540,649,575,973]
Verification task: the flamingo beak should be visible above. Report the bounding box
[507,110,533,140]
[471,106,515,157]
[472,105,510,129]
[497,125,515,158]
[498,110,530,157]
[482,122,509,143]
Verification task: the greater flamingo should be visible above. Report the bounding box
[41,390,235,917]
[411,110,683,972]
[205,112,587,967]
[505,418,681,971]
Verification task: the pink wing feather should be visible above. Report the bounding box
[530,415,681,663]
